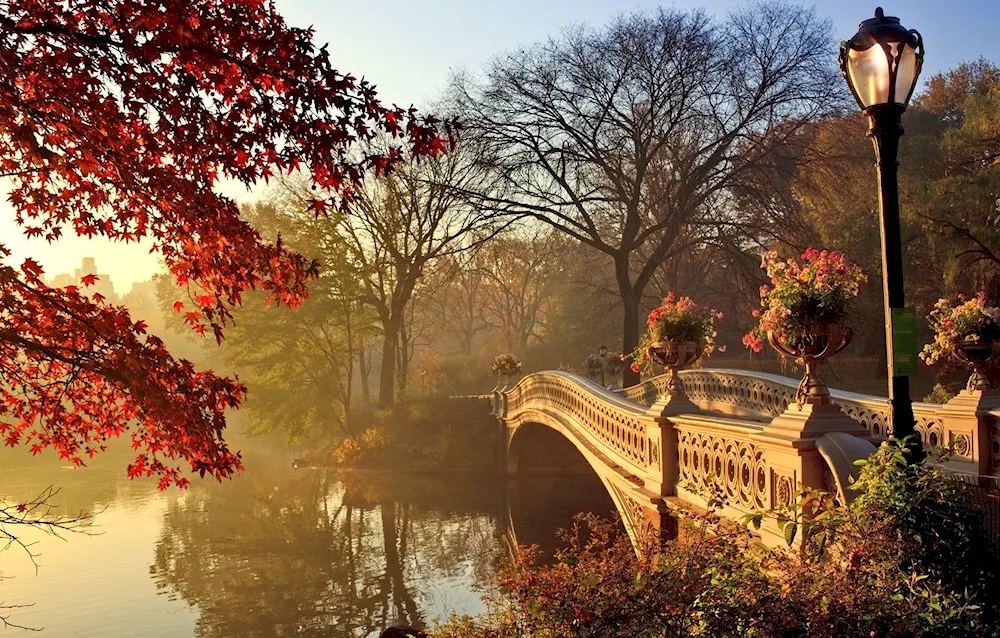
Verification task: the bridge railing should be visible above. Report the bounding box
[502,368,1000,547]
[499,371,658,488]
[670,413,772,519]
[618,368,947,446]
[499,370,833,545]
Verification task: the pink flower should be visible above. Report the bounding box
[742,333,763,353]
[630,362,641,374]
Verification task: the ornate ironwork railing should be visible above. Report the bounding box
[672,414,772,517]
[501,371,653,478]
[618,368,944,445]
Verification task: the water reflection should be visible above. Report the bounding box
[2,444,616,637]
[504,473,618,559]
[150,453,508,636]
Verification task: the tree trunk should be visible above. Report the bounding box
[622,293,641,387]
[344,302,355,435]
[396,322,409,396]
[378,325,398,407]
[616,255,642,387]
[360,346,372,404]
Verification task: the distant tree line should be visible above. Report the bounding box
[141,5,1000,442]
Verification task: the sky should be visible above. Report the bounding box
[4,0,1000,294]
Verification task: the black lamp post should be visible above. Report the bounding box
[598,345,608,387]
[839,7,924,440]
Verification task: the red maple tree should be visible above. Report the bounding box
[0,0,450,488]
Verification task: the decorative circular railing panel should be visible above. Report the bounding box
[676,425,768,511]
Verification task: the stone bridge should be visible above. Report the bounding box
[494,368,1000,548]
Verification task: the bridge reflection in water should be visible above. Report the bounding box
[496,369,1000,550]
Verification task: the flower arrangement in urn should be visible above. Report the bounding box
[920,293,1000,390]
[743,249,866,352]
[744,249,866,404]
[629,292,723,376]
[490,353,522,380]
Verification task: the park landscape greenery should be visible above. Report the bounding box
[198,25,1000,449]
[3,0,1000,635]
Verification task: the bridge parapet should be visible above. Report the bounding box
[501,369,1000,549]
[619,368,946,446]
[500,371,655,483]
[673,414,769,515]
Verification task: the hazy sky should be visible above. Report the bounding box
[4,1,998,294]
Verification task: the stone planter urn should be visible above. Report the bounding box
[767,323,853,405]
[647,339,701,399]
[953,340,996,391]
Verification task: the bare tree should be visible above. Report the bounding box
[452,3,839,383]
[480,226,562,351]
[344,148,502,406]
[1,487,95,631]
[421,253,492,356]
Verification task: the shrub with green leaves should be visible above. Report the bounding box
[431,438,999,637]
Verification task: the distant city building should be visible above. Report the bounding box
[127,279,158,302]
[48,257,117,302]
[123,279,160,315]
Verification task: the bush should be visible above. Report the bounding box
[360,427,387,453]
[333,436,364,465]
[923,383,956,403]
[430,438,999,637]
[305,397,499,471]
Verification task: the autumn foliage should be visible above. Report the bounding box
[0,0,450,486]
[433,441,1000,637]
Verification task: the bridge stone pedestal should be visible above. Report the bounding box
[937,388,1000,476]
[751,402,877,531]
[760,402,875,441]
[604,481,679,549]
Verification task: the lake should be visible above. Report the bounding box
[0,441,614,637]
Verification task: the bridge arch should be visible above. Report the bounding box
[501,428,617,558]
[499,372,675,550]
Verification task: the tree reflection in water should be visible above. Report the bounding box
[150,453,503,637]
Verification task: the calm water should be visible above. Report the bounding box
[0,442,613,637]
